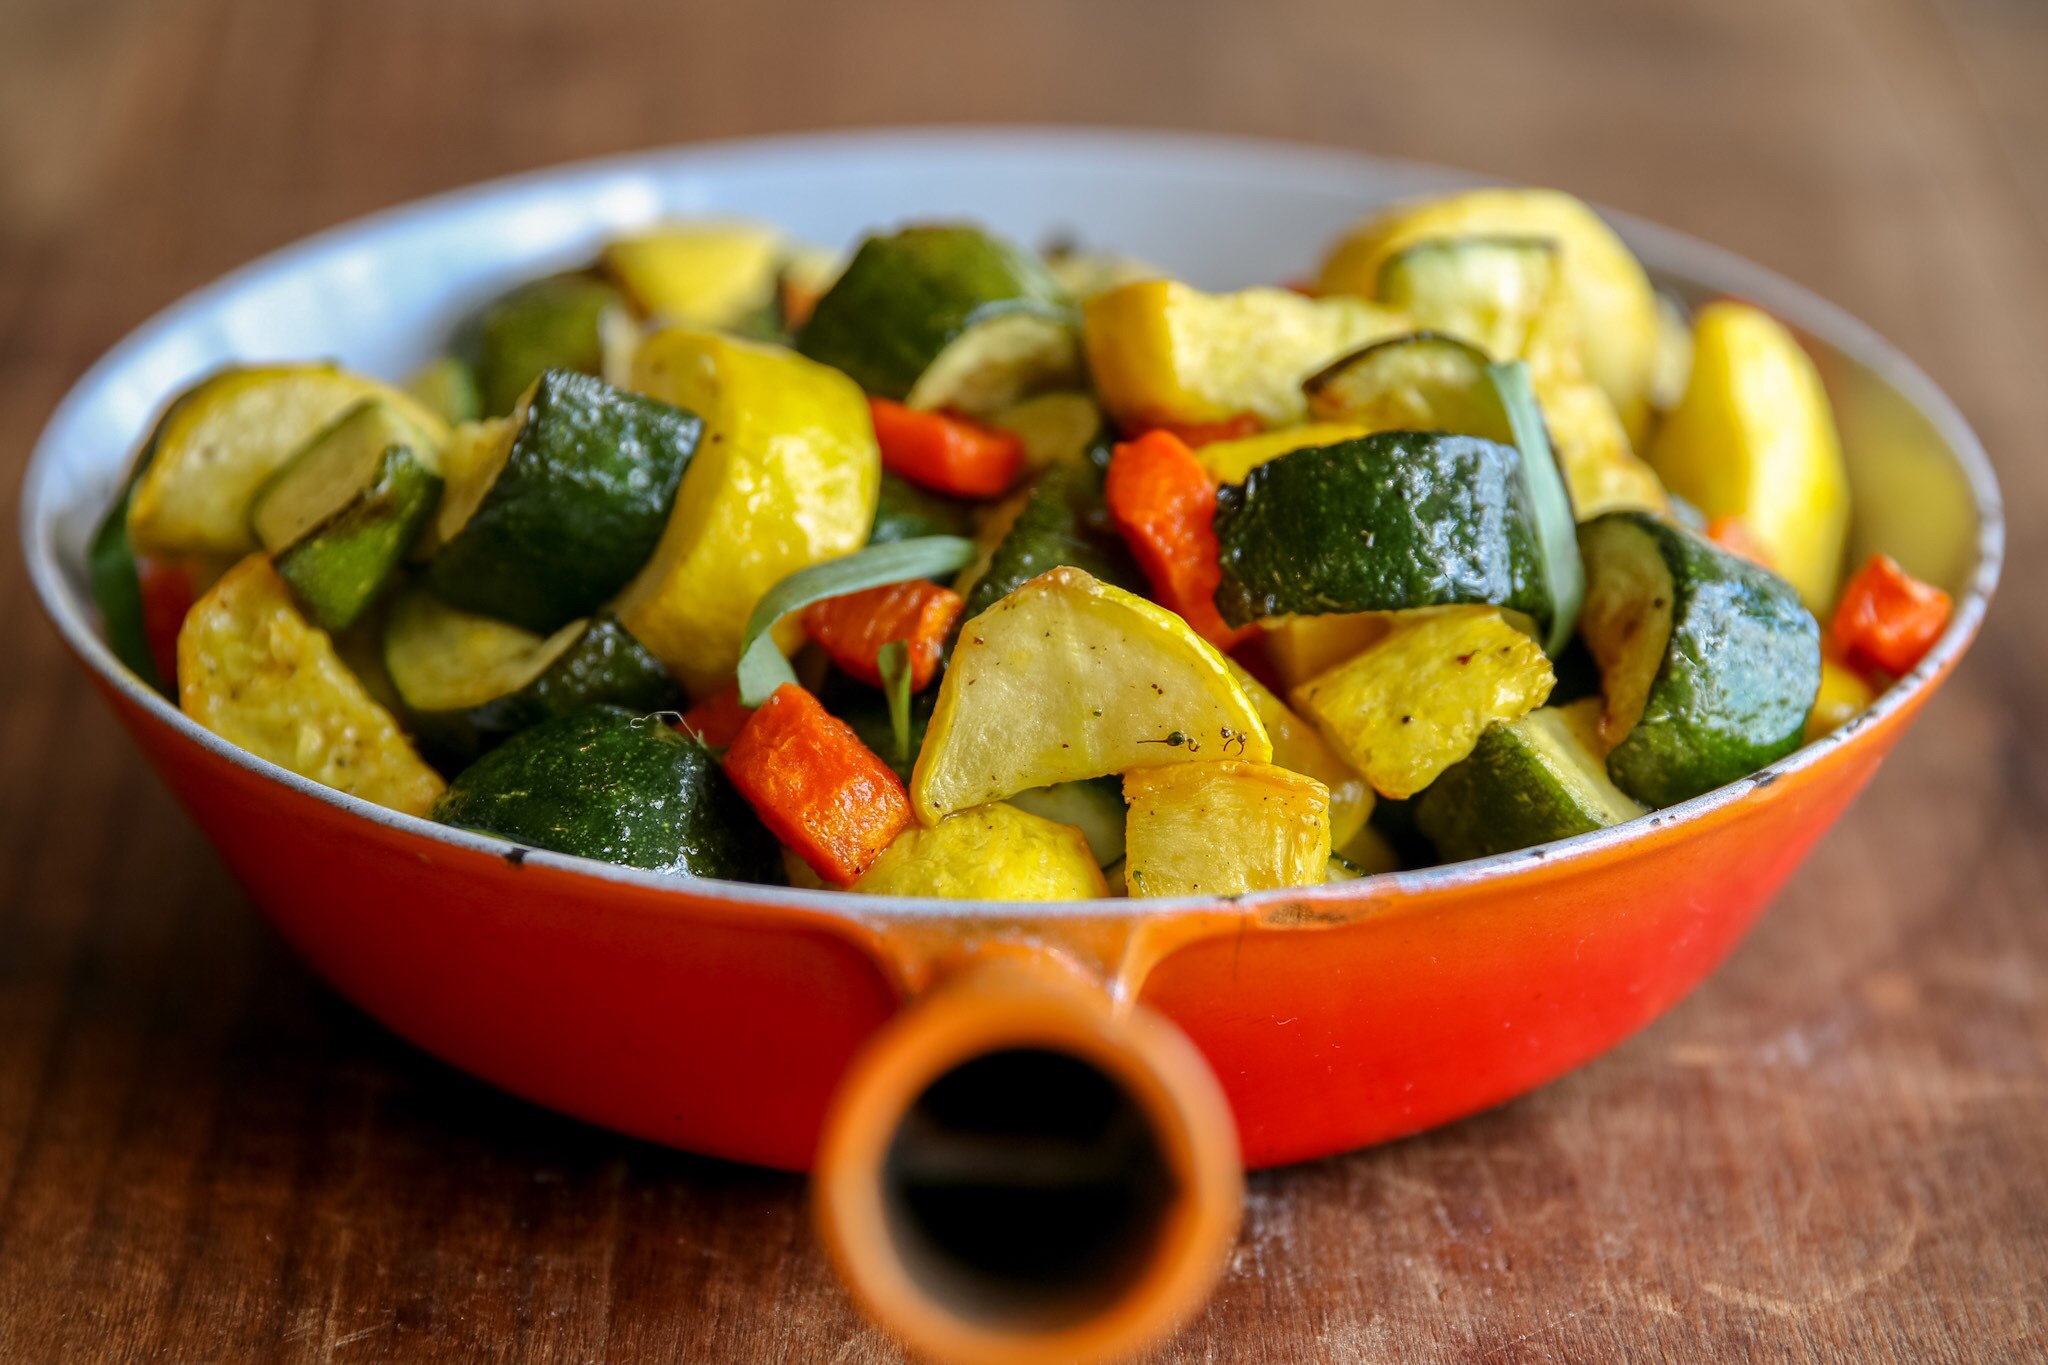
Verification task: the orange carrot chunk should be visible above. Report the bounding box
[1830,553,1952,677]
[678,684,755,749]
[723,683,912,886]
[1105,429,1254,650]
[868,397,1025,498]
[801,579,963,690]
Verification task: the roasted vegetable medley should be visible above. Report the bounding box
[92,191,1954,897]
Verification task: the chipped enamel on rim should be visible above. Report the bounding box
[20,128,2003,924]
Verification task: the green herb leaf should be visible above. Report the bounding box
[1488,360,1585,656]
[735,536,976,707]
[877,640,914,766]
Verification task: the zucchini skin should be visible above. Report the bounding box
[432,705,781,879]
[1584,512,1821,808]
[423,370,700,633]
[409,614,687,766]
[1415,707,1640,861]
[961,462,1141,622]
[90,387,202,694]
[796,224,1071,401]
[1213,432,1546,631]
[868,471,974,546]
[274,447,443,633]
[459,272,623,417]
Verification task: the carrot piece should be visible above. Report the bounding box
[139,558,198,690]
[1123,414,1263,447]
[1830,553,1952,677]
[779,276,825,332]
[1705,515,1773,569]
[678,684,754,749]
[801,580,963,690]
[723,683,913,886]
[1105,430,1256,650]
[867,397,1025,498]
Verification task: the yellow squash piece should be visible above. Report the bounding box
[602,221,784,329]
[178,556,444,815]
[1196,422,1373,485]
[1805,656,1877,743]
[851,802,1109,900]
[128,365,450,561]
[1123,761,1331,898]
[618,328,880,696]
[1259,613,1394,692]
[1083,279,1407,431]
[1291,606,1555,799]
[1224,660,1372,849]
[1646,301,1850,609]
[1316,188,1661,441]
[911,567,1270,823]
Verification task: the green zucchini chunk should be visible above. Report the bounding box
[385,590,684,762]
[1578,511,1821,808]
[422,369,700,633]
[1302,331,1505,436]
[1212,431,1547,631]
[432,705,780,878]
[960,461,1142,622]
[796,224,1078,415]
[1377,236,1562,361]
[1415,701,1645,861]
[458,271,625,417]
[868,471,975,545]
[252,400,444,632]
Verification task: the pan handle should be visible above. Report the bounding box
[812,945,1242,1365]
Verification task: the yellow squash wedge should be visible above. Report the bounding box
[1259,613,1394,692]
[1224,660,1372,848]
[1646,301,1850,609]
[1123,761,1331,898]
[1083,279,1407,431]
[617,328,880,696]
[1805,656,1877,742]
[911,567,1270,823]
[128,365,450,561]
[602,221,785,329]
[1291,606,1555,799]
[1195,422,1373,485]
[178,555,444,815]
[1316,188,1661,441]
[1537,376,1669,519]
[852,802,1109,900]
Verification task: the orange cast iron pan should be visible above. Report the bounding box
[22,132,2002,1364]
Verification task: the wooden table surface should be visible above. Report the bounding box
[3,0,2044,1359]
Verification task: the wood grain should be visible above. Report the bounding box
[2,0,2044,1359]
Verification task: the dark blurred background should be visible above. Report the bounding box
[2,1,2043,1360]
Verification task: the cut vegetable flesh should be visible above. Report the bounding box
[989,391,1107,472]
[1376,235,1565,365]
[910,566,1271,823]
[1415,699,1645,862]
[1224,659,1373,849]
[1302,331,1506,436]
[1290,605,1555,799]
[177,555,445,815]
[1122,760,1331,898]
[421,417,514,555]
[850,802,1108,900]
[385,590,586,714]
[250,400,441,549]
[127,365,450,561]
[1577,511,1822,808]
[906,313,1082,417]
[1194,422,1373,485]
